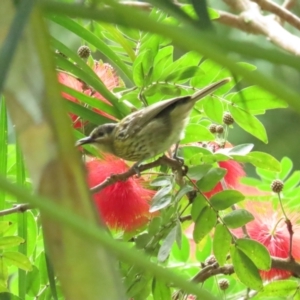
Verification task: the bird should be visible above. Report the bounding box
[76,78,230,166]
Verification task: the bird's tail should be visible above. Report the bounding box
[191,78,231,102]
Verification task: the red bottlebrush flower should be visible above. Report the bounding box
[201,142,245,199]
[234,201,300,281]
[58,61,120,128]
[204,159,245,199]
[86,155,154,232]
[58,72,86,128]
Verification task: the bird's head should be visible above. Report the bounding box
[75,123,117,154]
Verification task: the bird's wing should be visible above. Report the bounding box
[117,78,230,139]
[117,95,190,139]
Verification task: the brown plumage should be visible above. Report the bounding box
[76,78,230,162]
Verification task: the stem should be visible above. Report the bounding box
[278,192,294,260]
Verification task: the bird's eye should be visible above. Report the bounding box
[96,131,104,138]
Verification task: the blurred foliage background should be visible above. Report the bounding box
[46,0,300,177]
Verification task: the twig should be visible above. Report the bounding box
[219,0,300,55]
[282,0,296,10]
[0,204,30,217]
[189,256,300,285]
[119,0,300,55]
[192,263,234,283]
[119,1,152,10]
[277,192,294,261]
[179,215,192,222]
[250,0,300,31]
[271,257,300,276]
[286,219,294,261]
[217,10,261,34]
[90,155,184,193]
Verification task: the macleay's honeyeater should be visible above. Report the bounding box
[76,78,230,163]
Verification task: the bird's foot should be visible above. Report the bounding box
[172,154,184,165]
[131,162,141,177]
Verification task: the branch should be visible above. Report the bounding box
[283,0,296,10]
[90,155,184,193]
[0,204,30,217]
[272,257,300,276]
[219,0,300,55]
[217,10,261,34]
[190,256,300,284]
[192,263,234,283]
[250,0,300,31]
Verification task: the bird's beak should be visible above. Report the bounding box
[75,136,94,147]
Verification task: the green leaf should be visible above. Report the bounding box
[3,251,32,271]
[229,105,267,143]
[144,83,181,97]
[225,143,254,156]
[0,293,21,300]
[60,84,118,119]
[48,15,133,82]
[181,124,215,143]
[203,97,223,123]
[231,246,263,291]
[150,195,172,213]
[100,23,136,62]
[165,66,201,82]
[213,224,231,266]
[140,33,160,56]
[187,164,212,181]
[191,194,208,221]
[175,221,182,249]
[285,171,300,191]
[26,266,40,296]
[127,275,151,298]
[246,152,281,172]
[0,257,8,288]
[0,222,12,235]
[160,51,202,80]
[171,234,190,262]
[236,238,271,270]
[152,278,171,300]
[256,280,298,298]
[0,97,7,209]
[279,157,293,181]
[148,218,162,236]
[0,237,24,249]
[152,46,173,81]
[232,151,281,172]
[174,184,194,203]
[150,176,172,187]
[55,54,121,109]
[67,101,112,125]
[193,207,217,243]
[210,190,245,210]
[229,86,287,111]
[135,233,152,249]
[196,167,227,192]
[133,49,155,87]
[158,226,177,262]
[223,209,254,229]
[255,168,274,181]
[192,59,221,87]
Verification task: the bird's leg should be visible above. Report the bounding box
[172,142,184,165]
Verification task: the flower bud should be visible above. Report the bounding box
[216,125,224,134]
[209,124,217,133]
[77,45,91,59]
[223,112,234,125]
[218,279,229,290]
[271,179,284,193]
